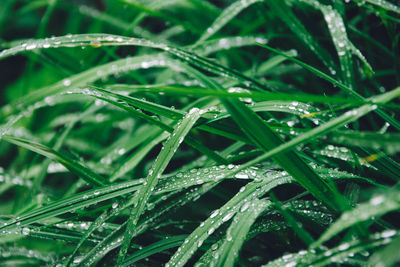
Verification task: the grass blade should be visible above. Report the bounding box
[313,188,400,248]
[196,0,263,44]
[211,198,270,267]
[1,135,107,187]
[116,108,202,265]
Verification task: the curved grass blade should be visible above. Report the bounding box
[110,131,169,181]
[369,235,400,267]
[1,135,107,187]
[122,235,186,266]
[211,198,271,267]
[167,172,294,267]
[313,189,400,248]
[0,180,142,232]
[76,183,216,266]
[264,230,399,267]
[299,0,374,80]
[319,4,354,88]
[192,35,268,55]
[116,108,203,266]
[0,33,268,95]
[359,0,400,14]
[264,0,336,71]
[0,53,183,118]
[71,87,227,164]
[222,98,346,211]
[328,131,400,155]
[0,247,54,265]
[228,87,400,194]
[196,0,263,44]
[256,42,400,131]
[0,34,164,60]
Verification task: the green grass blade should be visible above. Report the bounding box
[116,108,202,265]
[1,135,107,187]
[211,198,270,267]
[122,235,186,266]
[196,0,263,44]
[264,0,336,71]
[313,189,400,248]
[228,87,400,191]
[221,98,346,211]
[256,42,400,131]
[328,131,400,154]
[167,172,294,267]
[319,3,354,87]
[110,131,168,181]
[369,235,400,267]
[192,35,268,55]
[77,183,215,266]
[359,0,400,14]
[264,230,399,267]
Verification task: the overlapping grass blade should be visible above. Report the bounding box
[230,87,400,189]
[1,135,107,187]
[77,183,216,266]
[211,198,270,267]
[221,98,345,211]
[328,131,400,154]
[122,235,186,266]
[107,83,372,105]
[264,0,336,71]
[313,188,400,247]
[192,35,268,55]
[0,247,54,265]
[369,235,400,267]
[116,108,202,265]
[167,172,294,267]
[70,87,227,164]
[359,0,400,14]
[196,0,263,44]
[257,42,400,131]
[264,230,399,267]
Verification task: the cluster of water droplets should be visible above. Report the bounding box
[200,0,263,42]
[0,33,167,60]
[0,170,32,187]
[227,87,254,104]
[0,246,54,264]
[194,36,268,55]
[54,221,92,232]
[290,200,334,224]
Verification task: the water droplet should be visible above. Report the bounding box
[26,44,37,50]
[381,229,396,238]
[222,212,234,222]
[370,195,384,206]
[240,202,250,212]
[22,227,30,235]
[235,173,248,179]
[210,210,219,218]
[338,243,350,251]
[208,227,215,235]
[63,79,71,86]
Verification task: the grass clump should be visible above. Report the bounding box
[0,0,400,266]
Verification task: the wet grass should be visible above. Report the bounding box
[0,0,400,266]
